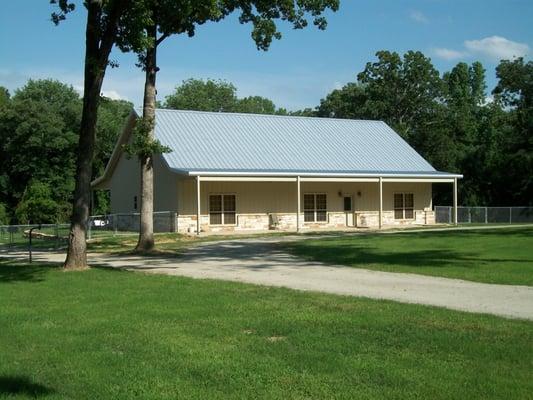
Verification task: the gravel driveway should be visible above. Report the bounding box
[4,235,532,321]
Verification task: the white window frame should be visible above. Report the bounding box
[209,193,237,226]
[303,193,328,223]
[394,192,414,220]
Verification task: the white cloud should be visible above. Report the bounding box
[432,36,530,63]
[409,10,429,24]
[432,48,466,61]
[464,36,530,61]
[101,89,126,100]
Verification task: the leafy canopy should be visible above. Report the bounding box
[164,78,282,114]
[0,79,133,221]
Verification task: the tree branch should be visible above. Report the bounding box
[156,32,170,46]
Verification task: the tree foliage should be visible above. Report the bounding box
[15,180,60,224]
[165,79,239,112]
[0,79,132,222]
[164,78,282,114]
[315,52,532,206]
[491,58,533,205]
[0,80,80,222]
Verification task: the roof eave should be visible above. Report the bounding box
[178,170,463,179]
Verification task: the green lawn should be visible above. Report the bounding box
[1,260,532,399]
[285,227,533,286]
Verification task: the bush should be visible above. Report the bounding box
[15,181,59,224]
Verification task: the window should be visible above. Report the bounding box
[394,193,414,220]
[209,194,236,225]
[304,193,327,223]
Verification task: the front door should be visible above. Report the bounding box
[343,196,354,227]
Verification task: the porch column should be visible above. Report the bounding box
[196,176,201,235]
[296,176,301,233]
[378,176,383,229]
[453,177,458,225]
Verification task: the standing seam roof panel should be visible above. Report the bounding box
[145,109,438,174]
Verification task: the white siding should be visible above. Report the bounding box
[109,154,178,213]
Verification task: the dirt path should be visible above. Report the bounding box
[3,236,532,321]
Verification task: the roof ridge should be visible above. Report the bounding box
[146,107,385,124]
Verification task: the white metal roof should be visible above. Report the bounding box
[132,109,461,179]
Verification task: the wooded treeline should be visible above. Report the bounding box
[0,51,531,224]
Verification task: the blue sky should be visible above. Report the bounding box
[1,1,531,110]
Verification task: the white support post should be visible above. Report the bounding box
[378,176,383,229]
[296,176,301,233]
[196,176,201,235]
[453,178,458,225]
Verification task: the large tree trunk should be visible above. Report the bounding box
[64,1,117,269]
[135,25,158,252]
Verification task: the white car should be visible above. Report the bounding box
[91,218,109,227]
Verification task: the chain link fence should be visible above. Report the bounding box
[0,212,178,251]
[435,206,533,224]
[88,211,177,239]
[0,223,70,250]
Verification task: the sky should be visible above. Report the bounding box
[0,1,531,111]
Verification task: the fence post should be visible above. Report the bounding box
[509,207,512,224]
[55,224,59,249]
[114,215,118,236]
[485,207,488,224]
[448,207,452,224]
[87,218,92,240]
[468,208,472,224]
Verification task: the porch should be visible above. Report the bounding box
[176,175,459,235]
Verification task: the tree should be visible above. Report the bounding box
[442,62,487,204]
[15,181,60,224]
[317,82,368,119]
[164,78,281,114]
[122,0,340,252]
[236,96,277,114]
[165,79,238,112]
[52,0,133,269]
[0,79,81,222]
[492,58,533,205]
[356,50,443,140]
[0,87,9,109]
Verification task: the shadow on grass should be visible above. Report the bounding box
[288,240,532,270]
[0,261,58,283]
[0,376,54,397]
[289,246,471,269]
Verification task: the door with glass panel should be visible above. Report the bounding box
[209,194,236,225]
[343,195,354,226]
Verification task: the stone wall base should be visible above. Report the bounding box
[177,210,436,234]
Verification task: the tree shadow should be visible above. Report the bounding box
[286,240,532,270]
[290,245,464,269]
[0,262,58,283]
[0,376,54,397]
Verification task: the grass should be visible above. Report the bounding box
[285,227,533,286]
[0,259,532,399]
[85,231,292,254]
